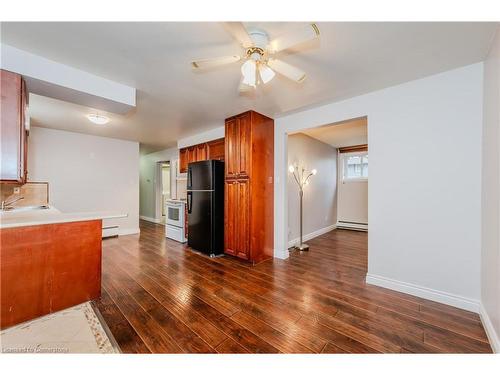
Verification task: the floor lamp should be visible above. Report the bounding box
[289,164,317,251]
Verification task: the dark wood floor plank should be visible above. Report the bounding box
[321,342,348,354]
[102,274,184,353]
[104,260,216,353]
[92,290,151,354]
[215,338,250,353]
[296,316,381,353]
[230,311,314,353]
[94,220,492,353]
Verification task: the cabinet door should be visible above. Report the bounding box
[179,148,188,173]
[0,70,24,183]
[238,114,251,178]
[224,180,238,256]
[195,143,208,161]
[225,118,239,178]
[235,179,250,260]
[187,146,197,165]
[208,138,225,160]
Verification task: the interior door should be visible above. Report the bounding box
[225,118,239,179]
[238,114,251,178]
[236,179,250,260]
[224,180,238,256]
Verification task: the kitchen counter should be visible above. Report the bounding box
[0,205,127,229]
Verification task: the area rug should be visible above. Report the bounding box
[0,302,120,354]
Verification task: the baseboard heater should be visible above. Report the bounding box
[102,225,119,238]
[337,221,368,231]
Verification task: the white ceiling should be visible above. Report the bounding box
[300,117,367,148]
[1,22,497,153]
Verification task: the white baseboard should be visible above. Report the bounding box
[139,215,161,224]
[480,303,500,353]
[336,221,368,231]
[288,224,337,248]
[366,273,480,313]
[118,227,140,236]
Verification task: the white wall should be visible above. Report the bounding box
[275,63,484,312]
[337,153,368,225]
[177,125,224,149]
[139,147,178,221]
[287,133,337,246]
[481,26,500,352]
[28,127,139,235]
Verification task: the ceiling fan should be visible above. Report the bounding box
[191,22,320,92]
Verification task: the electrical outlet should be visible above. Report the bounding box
[13,187,21,194]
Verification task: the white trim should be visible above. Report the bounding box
[336,221,368,231]
[288,224,337,248]
[480,303,500,353]
[366,273,480,313]
[118,227,140,236]
[139,215,161,224]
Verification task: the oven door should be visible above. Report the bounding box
[166,203,184,227]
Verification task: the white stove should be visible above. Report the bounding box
[165,199,187,243]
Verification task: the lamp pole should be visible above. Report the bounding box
[289,164,317,251]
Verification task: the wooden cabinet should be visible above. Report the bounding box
[207,138,225,161]
[224,111,274,263]
[179,148,188,173]
[178,138,225,173]
[1,220,102,329]
[195,143,208,161]
[1,70,28,183]
[224,179,250,260]
[225,114,251,178]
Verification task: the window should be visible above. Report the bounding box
[343,152,368,181]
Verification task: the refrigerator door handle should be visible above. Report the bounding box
[188,167,192,189]
[187,191,193,214]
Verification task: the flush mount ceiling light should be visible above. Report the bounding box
[191,23,320,92]
[86,114,109,125]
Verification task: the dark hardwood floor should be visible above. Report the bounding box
[93,220,492,353]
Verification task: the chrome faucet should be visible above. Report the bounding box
[1,196,25,210]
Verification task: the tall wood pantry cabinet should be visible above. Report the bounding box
[224,111,274,263]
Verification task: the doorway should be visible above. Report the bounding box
[155,161,171,223]
[286,117,368,254]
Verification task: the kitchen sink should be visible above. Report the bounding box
[1,205,51,212]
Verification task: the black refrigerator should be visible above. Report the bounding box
[187,160,225,257]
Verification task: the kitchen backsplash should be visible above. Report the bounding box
[1,182,49,207]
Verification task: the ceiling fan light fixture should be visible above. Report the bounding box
[258,64,275,84]
[241,59,257,87]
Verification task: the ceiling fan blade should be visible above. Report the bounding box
[223,22,253,48]
[191,55,241,69]
[267,59,306,83]
[269,23,320,53]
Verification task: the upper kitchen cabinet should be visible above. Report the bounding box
[207,138,225,161]
[179,148,188,173]
[195,143,208,161]
[225,112,252,179]
[178,138,225,173]
[1,70,28,184]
